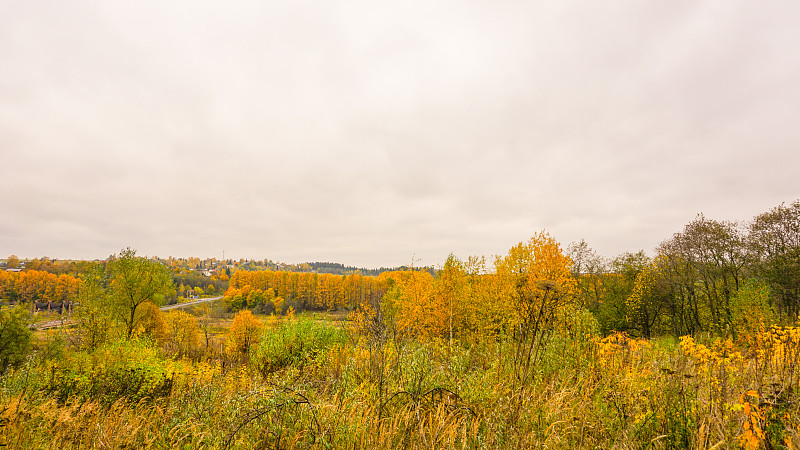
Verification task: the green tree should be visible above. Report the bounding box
[0,304,32,373]
[749,200,800,318]
[109,248,173,339]
[626,257,672,339]
[730,279,775,338]
[74,262,114,350]
[657,215,747,335]
[6,255,20,269]
[584,251,649,336]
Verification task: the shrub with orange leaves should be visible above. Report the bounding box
[738,390,765,450]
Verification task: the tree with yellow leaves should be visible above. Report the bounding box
[432,254,468,341]
[494,231,577,384]
[495,231,576,332]
[387,270,441,340]
[137,301,165,341]
[163,310,200,358]
[227,310,263,358]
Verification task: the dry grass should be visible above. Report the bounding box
[6,316,800,449]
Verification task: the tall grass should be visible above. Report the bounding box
[2,317,800,448]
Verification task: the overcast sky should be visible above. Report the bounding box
[1,0,799,268]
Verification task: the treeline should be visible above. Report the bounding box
[0,269,81,304]
[224,271,391,313]
[4,199,798,342]
[171,272,226,299]
[226,260,434,276]
[0,257,94,276]
[224,231,579,344]
[378,199,800,341]
[0,256,432,307]
[302,262,435,276]
[571,200,800,338]
[0,257,223,306]
[225,200,800,341]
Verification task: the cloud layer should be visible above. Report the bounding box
[2,0,799,267]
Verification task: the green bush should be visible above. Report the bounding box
[252,317,347,376]
[44,337,183,404]
[0,304,33,374]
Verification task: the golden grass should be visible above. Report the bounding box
[7,317,800,449]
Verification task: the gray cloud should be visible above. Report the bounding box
[2,0,799,267]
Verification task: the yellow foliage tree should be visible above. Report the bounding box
[137,301,165,342]
[390,270,441,339]
[273,296,285,314]
[625,256,673,338]
[452,256,508,339]
[494,231,577,334]
[227,310,263,358]
[432,254,468,341]
[493,231,577,384]
[163,310,200,357]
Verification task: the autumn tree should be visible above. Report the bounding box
[53,274,81,305]
[494,231,576,384]
[657,215,748,335]
[16,270,58,303]
[432,254,468,341]
[227,309,263,358]
[567,239,608,310]
[749,200,800,318]
[496,232,577,333]
[137,301,166,341]
[0,271,13,301]
[163,310,200,357]
[225,268,390,313]
[108,248,173,339]
[73,263,114,349]
[459,255,508,338]
[389,270,440,339]
[6,255,20,269]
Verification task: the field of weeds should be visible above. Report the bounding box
[2,312,799,449]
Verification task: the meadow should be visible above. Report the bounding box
[1,303,799,449]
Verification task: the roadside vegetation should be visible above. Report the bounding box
[1,200,799,448]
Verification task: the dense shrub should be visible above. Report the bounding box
[252,316,347,376]
[0,305,33,374]
[43,337,184,405]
